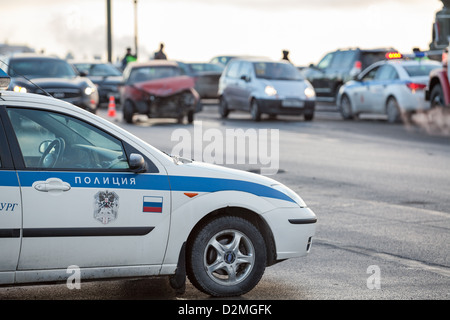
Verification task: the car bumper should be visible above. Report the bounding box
[98,88,121,104]
[256,98,315,115]
[398,91,430,112]
[70,95,99,112]
[262,206,317,260]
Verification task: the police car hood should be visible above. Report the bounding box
[179,160,280,187]
[171,160,304,205]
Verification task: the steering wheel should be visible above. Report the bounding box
[38,138,66,168]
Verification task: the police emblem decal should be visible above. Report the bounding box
[94,191,119,224]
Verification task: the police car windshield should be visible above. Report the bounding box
[403,64,440,77]
[9,58,77,79]
[254,62,303,81]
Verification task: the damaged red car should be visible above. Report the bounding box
[120,60,200,124]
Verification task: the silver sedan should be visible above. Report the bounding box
[337,56,441,123]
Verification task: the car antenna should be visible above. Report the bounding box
[0,58,53,98]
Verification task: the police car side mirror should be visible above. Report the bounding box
[129,153,147,173]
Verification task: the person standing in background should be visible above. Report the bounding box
[121,47,137,70]
[154,43,167,60]
[282,50,291,63]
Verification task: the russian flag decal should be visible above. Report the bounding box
[143,196,163,213]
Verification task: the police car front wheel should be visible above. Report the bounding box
[187,216,267,297]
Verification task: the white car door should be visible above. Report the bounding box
[5,107,171,272]
[0,119,21,283]
[354,66,380,113]
[368,64,399,113]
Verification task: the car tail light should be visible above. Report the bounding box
[442,49,448,67]
[354,60,362,70]
[406,82,426,91]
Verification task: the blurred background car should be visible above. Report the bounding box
[218,58,316,121]
[300,47,397,103]
[177,61,224,99]
[209,55,270,67]
[72,61,123,108]
[1,53,98,113]
[120,60,200,124]
[209,55,240,66]
[337,52,441,123]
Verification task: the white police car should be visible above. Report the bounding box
[337,52,441,123]
[0,70,316,297]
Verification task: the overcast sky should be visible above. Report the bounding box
[2,0,444,66]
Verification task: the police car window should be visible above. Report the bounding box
[375,65,398,80]
[7,108,129,170]
[403,64,440,77]
[361,66,379,81]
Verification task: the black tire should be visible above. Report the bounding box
[123,100,135,124]
[430,84,445,109]
[339,94,354,120]
[250,100,261,122]
[219,97,230,118]
[386,97,401,123]
[186,216,267,297]
[304,113,314,121]
[187,110,194,124]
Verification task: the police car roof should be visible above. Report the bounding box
[384,59,441,66]
[0,90,73,105]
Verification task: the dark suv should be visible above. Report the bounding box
[300,48,396,102]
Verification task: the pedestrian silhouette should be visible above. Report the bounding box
[154,43,167,60]
[282,50,291,63]
[122,47,137,70]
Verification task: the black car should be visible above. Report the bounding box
[177,61,224,99]
[1,54,99,112]
[72,61,123,107]
[300,48,396,102]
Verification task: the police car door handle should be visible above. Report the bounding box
[32,178,71,193]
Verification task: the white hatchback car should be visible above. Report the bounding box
[218,58,316,121]
[0,72,316,297]
[337,54,441,123]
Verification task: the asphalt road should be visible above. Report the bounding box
[1,102,449,301]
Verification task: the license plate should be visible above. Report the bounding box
[282,99,304,108]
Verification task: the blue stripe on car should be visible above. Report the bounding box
[0,171,295,203]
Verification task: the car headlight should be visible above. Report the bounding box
[13,85,27,93]
[265,85,277,96]
[272,184,307,208]
[304,86,315,99]
[84,87,95,95]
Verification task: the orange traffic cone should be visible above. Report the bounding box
[108,96,117,118]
